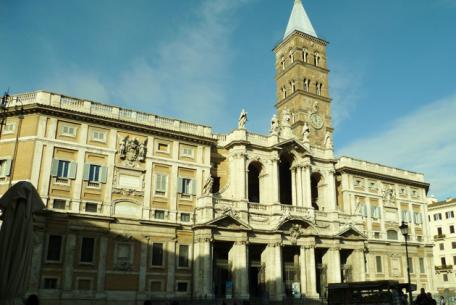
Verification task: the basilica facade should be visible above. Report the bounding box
[0,1,435,304]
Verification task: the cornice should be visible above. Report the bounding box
[275,60,330,79]
[273,30,329,52]
[275,90,332,109]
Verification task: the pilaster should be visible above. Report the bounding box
[327,247,341,283]
[304,244,318,297]
[62,234,76,291]
[232,241,249,300]
[96,236,108,297]
[167,240,176,296]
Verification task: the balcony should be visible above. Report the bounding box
[435,265,453,272]
[434,234,446,240]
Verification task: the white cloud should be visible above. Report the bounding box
[115,0,251,125]
[330,64,364,127]
[338,94,456,199]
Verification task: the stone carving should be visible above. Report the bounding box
[302,122,310,143]
[113,262,133,271]
[382,185,396,206]
[282,109,292,126]
[270,114,279,134]
[324,131,333,149]
[202,176,213,195]
[238,109,248,129]
[119,136,147,165]
[112,188,144,197]
[289,224,304,244]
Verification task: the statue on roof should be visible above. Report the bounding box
[302,122,310,143]
[238,109,248,129]
[270,114,279,134]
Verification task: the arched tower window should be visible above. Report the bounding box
[279,153,293,205]
[303,79,309,92]
[311,173,322,210]
[290,80,296,93]
[281,56,285,70]
[314,52,321,66]
[289,50,294,63]
[281,87,287,99]
[302,48,308,63]
[316,82,322,95]
[248,162,263,203]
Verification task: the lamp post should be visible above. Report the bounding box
[400,221,413,305]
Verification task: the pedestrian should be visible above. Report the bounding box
[427,293,437,305]
[440,296,446,305]
[415,288,428,305]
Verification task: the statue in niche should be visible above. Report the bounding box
[289,223,303,244]
[302,122,310,143]
[202,176,214,195]
[270,114,279,134]
[324,131,333,149]
[138,139,148,161]
[383,185,396,206]
[119,136,147,164]
[282,109,292,126]
[238,109,248,129]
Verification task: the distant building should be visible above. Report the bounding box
[0,1,435,304]
[428,198,456,298]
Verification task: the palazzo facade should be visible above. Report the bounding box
[0,1,435,304]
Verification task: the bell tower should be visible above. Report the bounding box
[274,0,333,148]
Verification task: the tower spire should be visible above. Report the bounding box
[284,0,317,39]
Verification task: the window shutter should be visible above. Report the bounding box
[83,164,90,181]
[162,175,168,192]
[155,175,160,191]
[362,205,368,217]
[177,177,183,194]
[50,159,59,177]
[69,162,77,179]
[377,207,382,219]
[3,159,12,176]
[100,166,108,183]
[191,179,196,195]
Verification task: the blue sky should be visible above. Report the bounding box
[1,0,455,199]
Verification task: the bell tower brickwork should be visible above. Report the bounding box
[273,31,333,147]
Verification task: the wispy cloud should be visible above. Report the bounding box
[330,64,364,127]
[338,94,456,199]
[115,0,251,125]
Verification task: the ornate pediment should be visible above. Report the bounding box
[274,138,311,155]
[204,214,252,231]
[337,226,367,240]
[277,216,318,235]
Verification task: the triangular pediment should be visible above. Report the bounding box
[204,214,252,231]
[274,138,311,155]
[337,226,367,240]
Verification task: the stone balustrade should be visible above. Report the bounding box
[7,91,213,138]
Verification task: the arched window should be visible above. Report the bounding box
[289,50,294,63]
[248,162,262,203]
[303,79,309,92]
[311,173,322,210]
[316,82,322,95]
[302,48,308,62]
[279,153,293,205]
[281,87,287,99]
[281,56,285,70]
[387,230,398,240]
[314,52,321,66]
[290,80,296,93]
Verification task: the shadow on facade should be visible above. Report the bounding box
[29,210,333,305]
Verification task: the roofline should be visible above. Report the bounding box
[273,30,329,53]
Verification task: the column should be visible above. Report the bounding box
[167,241,176,296]
[303,166,312,208]
[327,169,337,211]
[28,231,44,293]
[351,248,366,281]
[138,241,148,293]
[273,244,284,299]
[296,167,303,207]
[327,247,341,283]
[271,158,280,203]
[305,245,318,297]
[63,234,76,292]
[263,243,284,301]
[232,241,249,300]
[291,168,297,205]
[299,246,307,296]
[96,236,108,296]
[194,237,213,298]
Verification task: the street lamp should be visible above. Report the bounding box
[399,221,413,305]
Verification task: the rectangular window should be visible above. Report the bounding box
[62,125,76,136]
[419,258,425,273]
[2,122,15,133]
[85,202,98,213]
[150,281,163,292]
[88,164,101,182]
[43,278,58,289]
[77,278,92,290]
[178,245,189,267]
[371,206,381,220]
[450,225,455,234]
[440,243,445,250]
[157,143,169,152]
[0,159,12,178]
[434,213,442,221]
[154,210,165,220]
[178,177,194,196]
[154,174,168,196]
[80,237,95,263]
[52,199,66,210]
[452,242,456,249]
[443,274,448,282]
[401,210,410,223]
[437,227,443,236]
[441,257,446,266]
[417,236,423,242]
[414,212,422,225]
[453,256,456,265]
[408,257,414,273]
[375,256,383,273]
[446,211,455,219]
[92,130,106,142]
[57,160,70,178]
[177,282,189,292]
[47,235,62,262]
[180,213,191,222]
[180,146,194,157]
[151,243,164,266]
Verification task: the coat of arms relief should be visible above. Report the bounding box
[119,136,147,167]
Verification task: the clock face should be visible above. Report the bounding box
[310,113,324,129]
